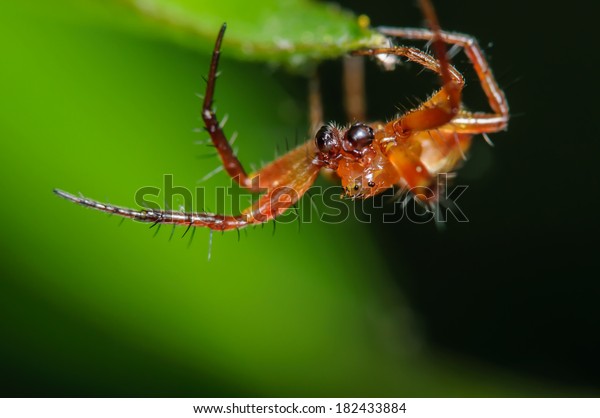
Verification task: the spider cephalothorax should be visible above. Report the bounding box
[315,122,399,198]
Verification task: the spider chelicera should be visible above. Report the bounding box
[55,0,509,232]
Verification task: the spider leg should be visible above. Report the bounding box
[377,25,508,132]
[308,73,324,134]
[54,142,322,231]
[342,55,367,123]
[202,24,263,192]
[353,0,509,138]
[352,45,464,133]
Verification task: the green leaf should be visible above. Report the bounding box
[118,0,387,71]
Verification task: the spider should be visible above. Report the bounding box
[54,0,508,232]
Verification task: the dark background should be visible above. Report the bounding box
[335,0,600,388]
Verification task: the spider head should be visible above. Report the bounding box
[315,122,395,199]
[315,122,374,162]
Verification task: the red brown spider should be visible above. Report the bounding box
[54,0,508,232]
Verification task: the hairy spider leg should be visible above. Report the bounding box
[54,142,321,231]
[376,27,509,134]
[202,23,299,193]
[201,24,254,190]
[55,23,326,231]
[352,44,464,135]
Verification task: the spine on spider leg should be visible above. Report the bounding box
[200,23,258,192]
[53,188,315,232]
[54,189,145,220]
[53,189,250,231]
[375,28,509,132]
[418,0,461,112]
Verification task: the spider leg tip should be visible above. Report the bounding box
[54,188,76,201]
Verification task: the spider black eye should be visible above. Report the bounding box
[345,123,374,150]
[315,125,340,156]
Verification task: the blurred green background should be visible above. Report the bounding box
[1,0,598,397]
